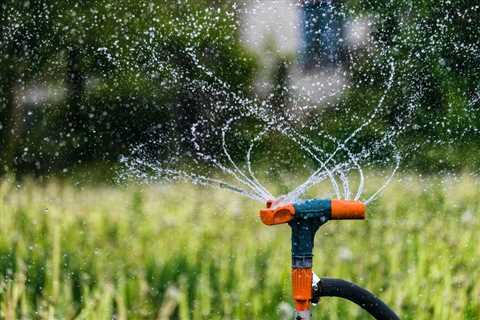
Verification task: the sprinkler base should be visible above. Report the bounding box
[294,310,311,320]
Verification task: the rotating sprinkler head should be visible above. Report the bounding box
[259,199,366,319]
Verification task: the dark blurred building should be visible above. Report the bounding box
[241,0,371,104]
[300,0,343,72]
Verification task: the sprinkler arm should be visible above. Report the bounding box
[259,199,365,320]
[259,199,365,225]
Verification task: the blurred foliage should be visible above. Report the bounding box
[0,0,257,176]
[0,0,479,178]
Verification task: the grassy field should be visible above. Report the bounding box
[0,175,479,319]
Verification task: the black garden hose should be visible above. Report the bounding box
[316,278,400,320]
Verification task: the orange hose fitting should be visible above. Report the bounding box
[259,203,295,225]
[292,268,313,311]
[331,200,366,220]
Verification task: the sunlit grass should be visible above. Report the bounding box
[0,175,479,319]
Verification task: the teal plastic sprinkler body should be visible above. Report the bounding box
[290,199,331,266]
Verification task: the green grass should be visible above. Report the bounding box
[0,175,479,319]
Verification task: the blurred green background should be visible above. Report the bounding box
[0,176,479,319]
[0,0,479,180]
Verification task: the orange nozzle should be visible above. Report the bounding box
[259,202,295,225]
[331,200,366,220]
[292,268,312,311]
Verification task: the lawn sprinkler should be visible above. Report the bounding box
[259,199,400,320]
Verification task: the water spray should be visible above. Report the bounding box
[259,199,399,320]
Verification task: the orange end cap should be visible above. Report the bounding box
[292,268,312,311]
[331,200,366,220]
[259,203,295,225]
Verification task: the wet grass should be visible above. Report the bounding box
[0,175,479,319]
